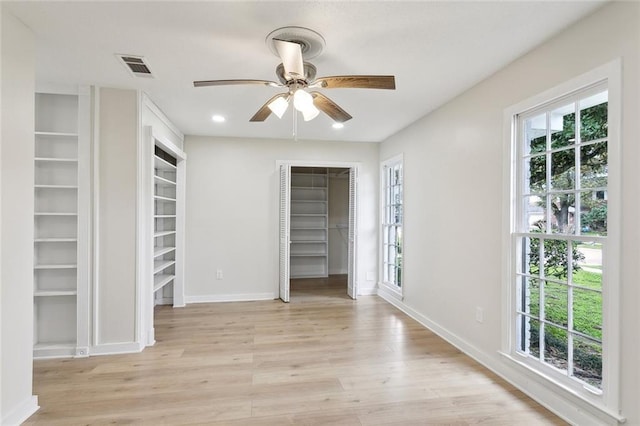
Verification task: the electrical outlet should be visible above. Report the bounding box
[475,307,484,323]
[216,269,223,280]
[366,271,374,281]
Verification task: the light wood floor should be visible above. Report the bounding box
[25,276,565,425]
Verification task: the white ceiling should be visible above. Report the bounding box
[5,1,605,142]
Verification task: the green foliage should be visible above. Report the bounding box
[527,268,603,387]
[528,233,584,280]
[581,204,607,232]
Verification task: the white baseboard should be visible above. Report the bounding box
[376,290,621,426]
[185,293,276,304]
[2,395,38,426]
[90,341,145,356]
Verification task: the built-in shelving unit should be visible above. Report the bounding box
[290,167,329,278]
[153,146,177,304]
[33,91,89,358]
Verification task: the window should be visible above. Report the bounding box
[505,62,622,418]
[381,155,403,291]
[516,84,608,391]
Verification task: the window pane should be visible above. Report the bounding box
[544,325,568,372]
[550,193,576,234]
[526,155,546,193]
[523,277,540,318]
[544,281,568,327]
[551,148,575,191]
[524,195,545,232]
[388,226,396,247]
[580,191,607,236]
[572,335,602,389]
[520,237,540,276]
[550,103,575,149]
[580,142,607,189]
[580,92,608,142]
[543,239,570,281]
[573,288,602,340]
[525,114,547,155]
[518,315,540,359]
[574,242,602,290]
[394,203,403,223]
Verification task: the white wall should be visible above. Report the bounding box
[140,93,184,150]
[0,8,39,424]
[184,136,378,302]
[96,88,138,345]
[379,2,639,425]
[328,175,349,275]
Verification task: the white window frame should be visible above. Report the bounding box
[501,60,622,420]
[380,154,404,296]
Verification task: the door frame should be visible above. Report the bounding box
[276,160,361,301]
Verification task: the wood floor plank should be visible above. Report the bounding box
[24,276,566,425]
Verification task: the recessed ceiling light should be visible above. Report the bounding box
[212,115,226,123]
[332,122,344,129]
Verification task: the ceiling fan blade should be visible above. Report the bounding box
[249,93,289,122]
[311,92,353,123]
[194,79,281,88]
[311,75,396,90]
[273,39,304,80]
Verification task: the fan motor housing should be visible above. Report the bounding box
[275,62,317,85]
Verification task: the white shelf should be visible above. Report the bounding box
[154,260,176,274]
[290,168,329,278]
[34,264,78,270]
[34,91,84,359]
[154,246,176,257]
[154,230,176,238]
[154,274,175,292]
[35,184,78,189]
[154,155,177,171]
[35,157,78,163]
[153,145,180,305]
[291,226,326,230]
[154,195,176,202]
[35,212,77,216]
[35,290,77,297]
[154,175,176,186]
[35,131,78,137]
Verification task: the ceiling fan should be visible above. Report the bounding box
[193,27,396,124]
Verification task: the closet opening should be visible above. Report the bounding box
[278,163,358,302]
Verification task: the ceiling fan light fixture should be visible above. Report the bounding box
[293,89,313,111]
[301,104,320,122]
[293,89,319,121]
[268,96,289,119]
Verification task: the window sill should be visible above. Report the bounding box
[378,282,403,301]
[499,351,625,424]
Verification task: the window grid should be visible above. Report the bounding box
[514,84,607,391]
[382,160,403,288]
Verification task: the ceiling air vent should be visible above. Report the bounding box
[117,54,154,78]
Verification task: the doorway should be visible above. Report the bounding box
[278,162,358,302]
